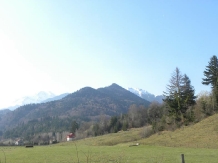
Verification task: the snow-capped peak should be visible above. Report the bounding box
[12,91,56,106]
[127,88,163,103]
[127,88,151,97]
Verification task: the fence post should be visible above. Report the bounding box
[181,154,185,163]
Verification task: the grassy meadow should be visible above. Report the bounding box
[0,143,218,163]
[1,114,218,163]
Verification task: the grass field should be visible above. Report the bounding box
[0,144,218,163]
[0,114,218,163]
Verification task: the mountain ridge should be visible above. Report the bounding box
[0,83,150,132]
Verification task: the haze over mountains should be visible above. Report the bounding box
[0,92,68,111]
[128,88,163,103]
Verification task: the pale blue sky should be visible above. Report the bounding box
[0,0,217,108]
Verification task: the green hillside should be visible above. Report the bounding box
[71,114,218,149]
[140,114,218,149]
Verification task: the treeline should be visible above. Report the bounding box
[3,116,88,140]
[90,103,163,137]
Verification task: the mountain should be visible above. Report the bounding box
[0,109,11,118]
[0,84,150,132]
[1,91,56,111]
[1,105,20,111]
[128,88,164,103]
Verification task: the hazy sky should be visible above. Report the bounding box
[0,0,217,108]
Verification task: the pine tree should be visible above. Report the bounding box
[202,55,218,110]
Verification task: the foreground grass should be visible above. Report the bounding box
[0,143,218,163]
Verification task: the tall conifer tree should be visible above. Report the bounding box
[181,74,196,113]
[202,55,218,110]
[163,68,196,120]
[163,67,183,117]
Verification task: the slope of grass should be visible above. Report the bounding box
[139,114,218,148]
[68,114,218,148]
[71,128,144,146]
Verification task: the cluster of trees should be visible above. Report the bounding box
[87,103,163,137]
[90,55,218,136]
[3,116,82,140]
[163,67,196,122]
[156,55,218,130]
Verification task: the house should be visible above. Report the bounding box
[67,133,75,141]
[15,139,23,146]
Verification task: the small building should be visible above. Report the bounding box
[15,139,23,146]
[67,133,75,141]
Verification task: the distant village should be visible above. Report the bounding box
[5,132,75,146]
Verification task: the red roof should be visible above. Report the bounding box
[67,133,75,138]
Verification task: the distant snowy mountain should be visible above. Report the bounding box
[128,88,163,103]
[41,93,69,103]
[1,91,56,111]
[11,91,56,106]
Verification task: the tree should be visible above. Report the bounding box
[148,102,163,123]
[163,68,196,120]
[181,74,196,113]
[202,55,218,110]
[92,123,100,136]
[128,104,147,128]
[163,67,183,117]
[71,121,79,133]
[195,91,213,116]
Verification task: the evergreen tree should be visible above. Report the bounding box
[92,123,100,136]
[71,121,79,133]
[163,67,183,117]
[181,74,196,113]
[163,68,196,120]
[202,55,218,110]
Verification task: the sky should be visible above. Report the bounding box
[0,0,217,108]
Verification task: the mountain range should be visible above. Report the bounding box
[0,83,150,132]
[128,88,163,103]
[0,86,162,120]
[1,87,162,112]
